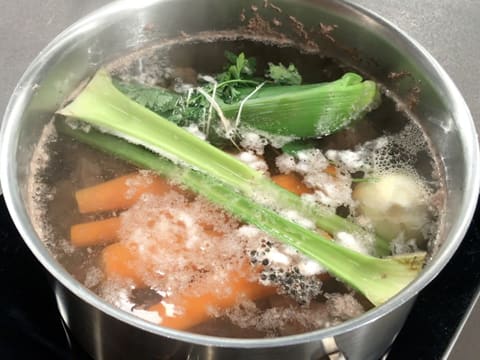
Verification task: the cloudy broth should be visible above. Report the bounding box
[31,38,443,338]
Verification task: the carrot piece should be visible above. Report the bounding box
[75,172,173,214]
[272,173,313,195]
[272,166,337,196]
[102,243,144,286]
[102,242,275,330]
[70,215,223,248]
[71,217,121,247]
[149,267,276,330]
[88,182,274,329]
[325,164,337,176]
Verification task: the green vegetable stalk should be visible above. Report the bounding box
[59,69,389,255]
[57,122,426,306]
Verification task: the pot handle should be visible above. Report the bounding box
[318,337,347,360]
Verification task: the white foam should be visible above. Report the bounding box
[132,309,162,323]
[237,225,262,238]
[160,301,183,319]
[325,149,365,172]
[240,132,268,155]
[125,171,156,200]
[275,153,296,174]
[247,128,295,148]
[184,124,207,140]
[116,191,252,298]
[279,209,315,230]
[265,247,291,266]
[224,297,339,336]
[275,149,353,209]
[325,293,364,321]
[84,266,104,288]
[297,259,324,276]
[335,232,369,255]
[236,151,269,174]
[390,233,420,255]
[28,120,57,249]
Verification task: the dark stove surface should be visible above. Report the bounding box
[0,196,70,359]
[1,195,479,360]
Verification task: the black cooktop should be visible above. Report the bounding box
[1,195,479,359]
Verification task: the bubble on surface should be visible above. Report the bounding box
[84,266,104,289]
[325,293,364,322]
[239,132,269,155]
[28,120,57,250]
[223,297,332,337]
[246,232,326,305]
[235,151,270,175]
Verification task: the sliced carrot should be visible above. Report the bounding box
[272,173,313,196]
[273,166,337,196]
[75,172,173,214]
[199,222,226,238]
[78,172,282,330]
[70,215,224,248]
[71,217,121,247]
[102,242,144,286]
[325,164,337,176]
[149,266,276,330]
[102,242,274,330]
[99,210,226,282]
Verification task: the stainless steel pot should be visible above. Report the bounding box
[1,1,479,359]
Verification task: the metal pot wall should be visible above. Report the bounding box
[1,0,479,359]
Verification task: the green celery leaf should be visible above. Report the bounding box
[266,63,302,85]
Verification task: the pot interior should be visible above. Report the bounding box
[1,0,478,355]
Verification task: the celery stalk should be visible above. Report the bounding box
[58,69,389,255]
[57,122,425,306]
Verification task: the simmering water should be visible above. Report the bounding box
[29,38,443,338]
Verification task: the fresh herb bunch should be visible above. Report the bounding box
[266,62,302,85]
[216,51,259,103]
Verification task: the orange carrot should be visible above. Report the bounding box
[70,215,223,248]
[102,242,144,286]
[273,165,337,196]
[71,217,121,247]
[149,267,276,330]
[75,172,173,214]
[325,164,337,176]
[102,242,275,330]
[272,173,313,195]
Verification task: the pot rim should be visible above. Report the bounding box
[1,0,479,349]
